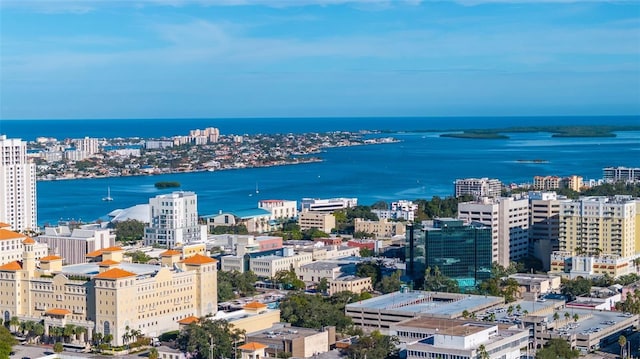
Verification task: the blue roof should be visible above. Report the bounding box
[232,208,271,218]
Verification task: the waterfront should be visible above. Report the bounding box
[32,124,640,226]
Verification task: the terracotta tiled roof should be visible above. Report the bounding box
[101,246,123,252]
[182,254,217,265]
[0,229,24,241]
[0,222,11,228]
[23,237,36,244]
[160,249,181,257]
[40,255,63,261]
[98,259,119,266]
[0,261,22,271]
[94,268,136,280]
[46,308,71,316]
[238,342,268,351]
[177,316,200,325]
[85,249,104,257]
[243,301,267,310]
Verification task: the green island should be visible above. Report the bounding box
[154,181,181,189]
[435,125,640,139]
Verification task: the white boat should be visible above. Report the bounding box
[102,186,114,201]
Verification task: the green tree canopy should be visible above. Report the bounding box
[0,325,16,358]
[279,291,357,332]
[114,219,145,243]
[177,319,245,359]
[345,330,399,359]
[535,338,580,359]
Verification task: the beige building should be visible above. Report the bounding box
[533,176,562,191]
[0,226,48,265]
[250,249,313,278]
[354,218,405,238]
[0,243,217,347]
[298,262,343,282]
[529,191,562,270]
[328,276,372,296]
[246,323,335,358]
[298,211,335,233]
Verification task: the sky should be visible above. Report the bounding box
[1,0,639,119]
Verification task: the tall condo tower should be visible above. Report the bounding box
[143,191,204,248]
[0,135,37,232]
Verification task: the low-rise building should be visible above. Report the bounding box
[298,211,335,233]
[328,276,372,295]
[36,225,115,265]
[0,226,48,265]
[245,323,335,358]
[258,200,298,222]
[354,218,405,238]
[301,197,357,212]
[250,249,314,278]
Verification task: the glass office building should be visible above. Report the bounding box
[407,219,492,289]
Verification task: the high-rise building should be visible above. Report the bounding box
[0,135,37,232]
[528,191,562,271]
[603,167,640,183]
[407,219,492,288]
[454,178,502,199]
[458,196,530,267]
[143,191,206,248]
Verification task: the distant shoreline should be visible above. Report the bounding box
[435,125,640,139]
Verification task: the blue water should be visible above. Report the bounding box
[1,117,639,226]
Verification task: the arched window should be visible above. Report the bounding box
[3,311,9,326]
[104,321,110,336]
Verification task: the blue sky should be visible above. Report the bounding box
[1,0,639,119]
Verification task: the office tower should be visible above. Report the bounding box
[458,196,530,267]
[143,191,205,248]
[603,167,640,183]
[528,191,562,271]
[454,178,502,199]
[0,135,37,232]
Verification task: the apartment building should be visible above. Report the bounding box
[300,198,357,212]
[529,191,563,270]
[327,276,372,295]
[458,196,529,267]
[0,135,38,232]
[36,224,115,264]
[298,211,335,233]
[0,224,48,265]
[533,175,583,192]
[144,191,206,248]
[454,178,502,199]
[604,166,640,183]
[258,200,298,222]
[550,196,640,278]
[0,244,217,347]
[354,218,406,238]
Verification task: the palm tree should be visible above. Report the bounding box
[75,326,87,344]
[149,347,159,359]
[63,324,76,343]
[477,344,490,359]
[507,305,514,316]
[619,335,627,359]
[522,310,529,316]
[553,312,560,323]
[573,313,579,322]
[9,316,20,333]
[515,304,522,313]
[103,333,113,348]
[462,310,470,319]
[33,323,45,344]
[564,312,570,321]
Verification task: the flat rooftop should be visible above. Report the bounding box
[247,323,325,340]
[346,291,503,317]
[60,262,160,277]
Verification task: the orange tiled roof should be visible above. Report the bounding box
[0,229,24,241]
[177,316,200,325]
[23,237,36,244]
[85,249,104,257]
[0,222,11,228]
[182,254,217,265]
[94,267,136,280]
[101,246,123,252]
[98,259,119,266]
[238,342,268,351]
[40,255,63,261]
[46,308,71,316]
[243,301,267,310]
[161,249,181,257]
[0,261,22,271]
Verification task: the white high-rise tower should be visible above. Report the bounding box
[0,135,37,232]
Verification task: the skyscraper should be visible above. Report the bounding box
[143,191,206,248]
[0,135,37,232]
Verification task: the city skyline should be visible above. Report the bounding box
[1,0,639,120]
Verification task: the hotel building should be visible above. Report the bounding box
[454,178,502,199]
[0,224,48,265]
[0,244,217,346]
[0,135,38,232]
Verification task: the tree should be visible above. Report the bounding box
[359,247,374,257]
[177,319,245,359]
[54,342,64,353]
[553,312,560,323]
[126,251,152,264]
[9,316,19,333]
[345,330,399,359]
[477,344,490,359]
[317,278,329,294]
[0,326,16,358]
[149,347,159,359]
[423,266,459,293]
[377,270,403,294]
[561,277,591,301]
[462,310,470,319]
[572,313,579,322]
[356,261,382,287]
[564,312,570,321]
[274,268,305,290]
[371,201,388,210]
[114,219,145,243]
[619,335,627,359]
[535,338,579,359]
[279,292,355,332]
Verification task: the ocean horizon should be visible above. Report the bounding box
[3,116,639,226]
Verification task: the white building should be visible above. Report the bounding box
[458,196,529,267]
[0,135,38,232]
[72,137,99,156]
[372,209,414,222]
[36,225,115,265]
[250,248,313,278]
[604,166,640,183]
[258,200,298,222]
[301,197,357,212]
[454,178,502,199]
[144,191,206,248]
